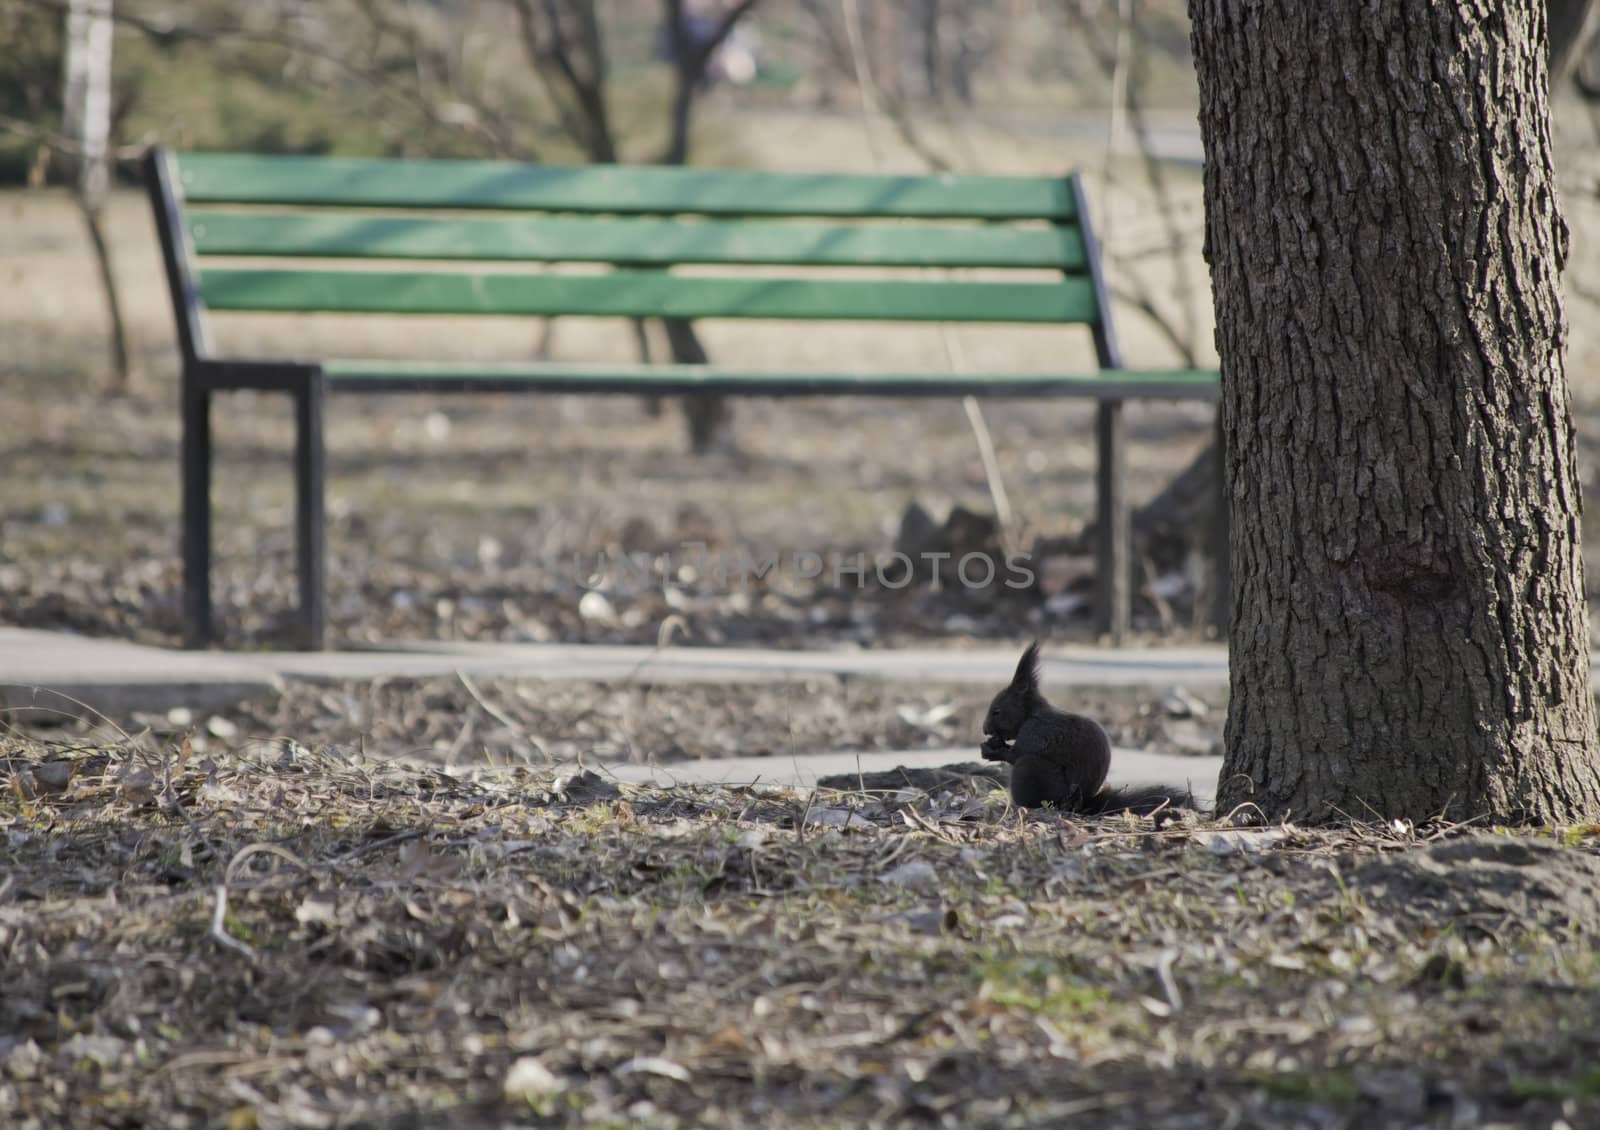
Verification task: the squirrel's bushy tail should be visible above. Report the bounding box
[1081,784,1197,818]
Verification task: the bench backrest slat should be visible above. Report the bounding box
[162,149,1117,337]
[198,268,1099,324]
[174,153,1077,220]
[188,213,1088,271]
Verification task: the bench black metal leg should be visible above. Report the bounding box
[1095,399,1129,644]
[181,383,213,648]
[1211,408,1231,639]
[294,377,328,651]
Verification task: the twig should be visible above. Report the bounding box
[209,884,255,960]
[797,787,817,844]
[444,712,476,770]
[1155,948,1183,1014]
[0,113,145,161]
[20,0,520,155]
[224,842,313,885]
[902,804,960,845]
[456,670,521,733]
[456,669,547,761]
[1139,555,1176,633]
[1063,0,1204,368]
[329,828,427,863]
[962,395,1015,545]
[160,741,215,856]
[0,685,133,743]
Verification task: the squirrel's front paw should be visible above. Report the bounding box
[980,736,1011,761]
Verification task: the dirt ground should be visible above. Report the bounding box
[0,373,1221,651]
[23,675,1224,769]
[3,737,1599,1130]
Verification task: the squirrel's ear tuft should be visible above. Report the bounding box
[1012,640,1042,694]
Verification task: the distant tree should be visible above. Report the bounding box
[0,3,65,183]
[0,0,132,391]
[512,0,762,453]
[7,0,765,437]
[62,0,132,392]
[1192,0,1600,823]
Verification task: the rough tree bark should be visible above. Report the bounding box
[1192,0,1600,824]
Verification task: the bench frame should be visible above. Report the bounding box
[146,147,1223,651]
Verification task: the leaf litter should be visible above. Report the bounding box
[3,734,1600,1128]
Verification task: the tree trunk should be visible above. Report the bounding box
[1192,0,1600,824]
[664,317,734,453]
[63,0,131,393]
[661,0,757,454]
[78,195,132,392]
[661,56,729,451]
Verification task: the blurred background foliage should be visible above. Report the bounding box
[0,0,1208,183]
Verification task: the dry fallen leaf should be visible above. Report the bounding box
[615,1056,691,1082]
[31,761,74,794]
[395,839,464,883]
[702,1024,750,1054]
[117,765,157,807]
[503,1057,564,1101]
[294,892,342,927]
[879,860,939,890]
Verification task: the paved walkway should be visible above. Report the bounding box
[599,746,1220,805]
[0,627,1227,720]
[0,628,286,720]
[0,626,1226,796]
[266,639,1228,688]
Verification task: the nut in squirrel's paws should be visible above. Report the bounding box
[980,735,1012,761]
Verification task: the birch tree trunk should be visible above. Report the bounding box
[63,0,131,392]
[1192,0,1600,823]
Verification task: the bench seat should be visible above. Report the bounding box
[197,359,1220,399]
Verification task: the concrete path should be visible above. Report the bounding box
[263,639,1229,689]
[0,628,1227,718]
[0,628,285,721]
[598,746,1220,806]
[2,625,1222,801]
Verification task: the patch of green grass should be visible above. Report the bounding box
[1509,1069,1600,1101]
[976,956,1111,1019]
[1255,1069,1359,1104]
[222,912,259,945]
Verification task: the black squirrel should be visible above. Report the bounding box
[980,641,1194,817]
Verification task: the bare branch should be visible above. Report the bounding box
[660,0,765,165]
[19,0,526,156]
[1124,0,1198,365]
[1062,0,1201,367]
[510,0,616,161]
[692,0,763,74]
[833,0,952,170]
[0,112,142,161]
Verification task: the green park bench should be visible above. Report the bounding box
[145,147,1220,651]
